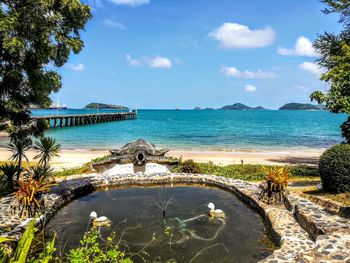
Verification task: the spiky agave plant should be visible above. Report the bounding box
[259,166,291,204]
[15,175,56,217]
[264,166,290,191]
[33,137,61,168]
[0,163,19,193]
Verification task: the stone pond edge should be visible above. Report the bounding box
[1,172,349,262]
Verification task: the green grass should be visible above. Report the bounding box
[52,154,112,178]
[52,163,93,178]
[90,154,112,163]
[52,167,86,177]
[171,161,320,181]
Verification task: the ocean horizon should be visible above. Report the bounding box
[0,108,343,151]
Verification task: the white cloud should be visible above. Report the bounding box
[209,22,275,49]
[126,54,142,66]
[103,18,125,29]
[147,56,172,68]
[245,85,257,92]
[294,85,309,91]
[221,66,276,79]
[87,0,103,8]
[299,61,326,76]
[180,38,199,49]
[69,63,85,71]
[126,54,172,68]
[107,0,150,7]
[278,36,318,57]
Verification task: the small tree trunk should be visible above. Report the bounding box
[17,155,22,181]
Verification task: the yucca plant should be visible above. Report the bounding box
[8,136,32,181]
[0,163,19,192]
[259,166,291,204]
[15,176,56,218]
[29,166,54,182]
[33,137,60,168]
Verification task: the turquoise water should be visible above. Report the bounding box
[1,109,347,150]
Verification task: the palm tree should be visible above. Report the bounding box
[33,137,61,168]
[0,163,19,192]
[8,136,32,180]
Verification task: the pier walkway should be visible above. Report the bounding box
[31,112,137,128]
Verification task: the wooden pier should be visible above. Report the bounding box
[31,112,137,128]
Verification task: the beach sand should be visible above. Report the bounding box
[0,147,324,169]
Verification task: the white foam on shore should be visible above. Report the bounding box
[102,163,170,176]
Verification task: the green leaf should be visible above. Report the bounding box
[0,237,13,244]
[0,246,9,263]
[12,219,36,263]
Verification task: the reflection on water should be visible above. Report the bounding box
[46,186,275,263]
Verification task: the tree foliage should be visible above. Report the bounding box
[34,136,60,167]
[319,144,350,193]
[311,0,350,142]
[0,0,92,132]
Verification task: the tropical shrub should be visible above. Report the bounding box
[178,159,201,174]
[172,161,317,181]
[319,144,350,193]
[67,230,133,263]
[264,166,290,191]
[15,176,56,217]
[27,235,58,263]
[258,166,291,204]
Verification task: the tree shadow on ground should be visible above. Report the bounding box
[267,156,319,166]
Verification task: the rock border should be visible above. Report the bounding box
[0,172,349,262]
[300,192,350,219]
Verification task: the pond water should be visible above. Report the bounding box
[46,186,275,262]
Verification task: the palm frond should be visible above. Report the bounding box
[7,137,32,163]
[33,137,60,166]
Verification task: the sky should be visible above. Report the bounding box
[50,0,342,110]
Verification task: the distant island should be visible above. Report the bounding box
[193,107,215,110]
[220,103,265,110]
[85,103,129,110]
[279,103,326,111]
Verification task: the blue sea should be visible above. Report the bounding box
[1,109,347,150]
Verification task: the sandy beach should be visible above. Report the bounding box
[0,147,324,169]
